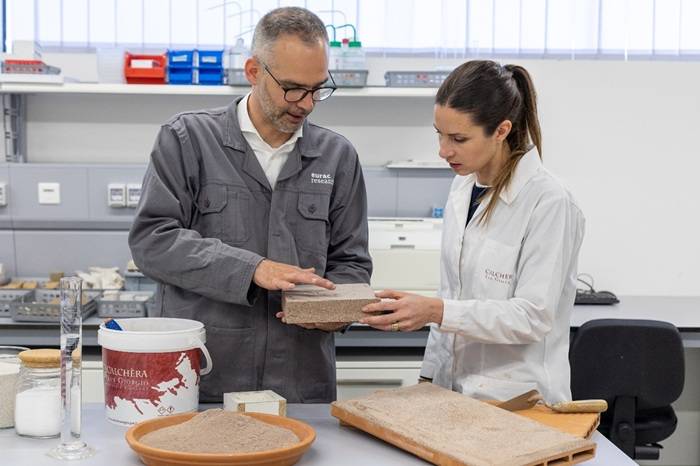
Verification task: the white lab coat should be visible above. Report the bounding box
[420,148,585,403]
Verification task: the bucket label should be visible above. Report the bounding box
[103,348,201,426]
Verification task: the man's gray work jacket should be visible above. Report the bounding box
[128,97,372,403]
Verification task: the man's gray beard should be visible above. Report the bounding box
[259,87,303,134]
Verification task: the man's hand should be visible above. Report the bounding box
[253,259,335,291]
[275,312,347,332]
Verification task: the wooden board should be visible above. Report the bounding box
[482,400,600,439]
[331,384,596,466]
[514,405,600,440]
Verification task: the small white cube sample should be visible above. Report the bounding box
[223,390,286,416]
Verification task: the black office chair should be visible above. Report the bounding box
[570,319,685,460]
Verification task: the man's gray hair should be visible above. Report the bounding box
[251,7,328,61]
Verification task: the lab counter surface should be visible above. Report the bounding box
[1,296,698,348]
[0,404,636,466]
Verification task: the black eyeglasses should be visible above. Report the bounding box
[261,62,337,102]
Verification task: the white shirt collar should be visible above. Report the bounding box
[236,93,303,151]
[458,146,542,206]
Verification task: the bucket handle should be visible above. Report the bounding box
[190,337,213,376]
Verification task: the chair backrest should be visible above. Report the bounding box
[570,319,684,410]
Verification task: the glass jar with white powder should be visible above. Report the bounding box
[0,346,29,429]
[14,349,61,438]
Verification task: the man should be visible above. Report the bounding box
[128,7,372,403]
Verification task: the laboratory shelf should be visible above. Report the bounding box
[0,82,437,98]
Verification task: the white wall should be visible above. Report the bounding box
[15,53,700,296]
[525,59,700,299]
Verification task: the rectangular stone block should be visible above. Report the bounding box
[281,283,380,324]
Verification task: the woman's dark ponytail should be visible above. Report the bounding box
[504,64,542,157]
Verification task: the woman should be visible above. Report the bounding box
[361,60,585,403]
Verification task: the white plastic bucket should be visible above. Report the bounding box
[98,318,213,426]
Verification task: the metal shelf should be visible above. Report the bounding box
[0,82,437,98]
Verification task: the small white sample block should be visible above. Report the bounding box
[223,390,287,416]
[38,182,60,205]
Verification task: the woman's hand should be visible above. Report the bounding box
[360,290,444,332]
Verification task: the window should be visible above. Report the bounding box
[5,0,700,59]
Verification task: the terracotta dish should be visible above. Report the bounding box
[125,412,316,466]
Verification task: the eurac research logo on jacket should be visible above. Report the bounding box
[311,173,334,185]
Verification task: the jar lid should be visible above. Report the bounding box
[18,349,61,368]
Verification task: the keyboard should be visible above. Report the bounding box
[575,290,619,305]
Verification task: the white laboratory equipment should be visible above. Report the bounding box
[225,38,250,86]
[368,218,442,296]
[227,38,249,69]
[327,22,367,86]
[340,38,350,67]
[343,40,366,70]
[329,40,343,70]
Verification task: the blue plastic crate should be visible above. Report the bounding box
[167,49,195,68]
[169,67,194,84]
[198,68,223,85]
[198,50,223,68]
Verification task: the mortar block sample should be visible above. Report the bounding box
[281,283,380,324]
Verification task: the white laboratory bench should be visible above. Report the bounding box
[569,296,700,347]
[0,403,636,466]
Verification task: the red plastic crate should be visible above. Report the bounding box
[124,53,166,84]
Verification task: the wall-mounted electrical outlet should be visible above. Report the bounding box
[126,183,142,208]
[38,182,61,205]
[107,183,127,208]
[0,182,7,207]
